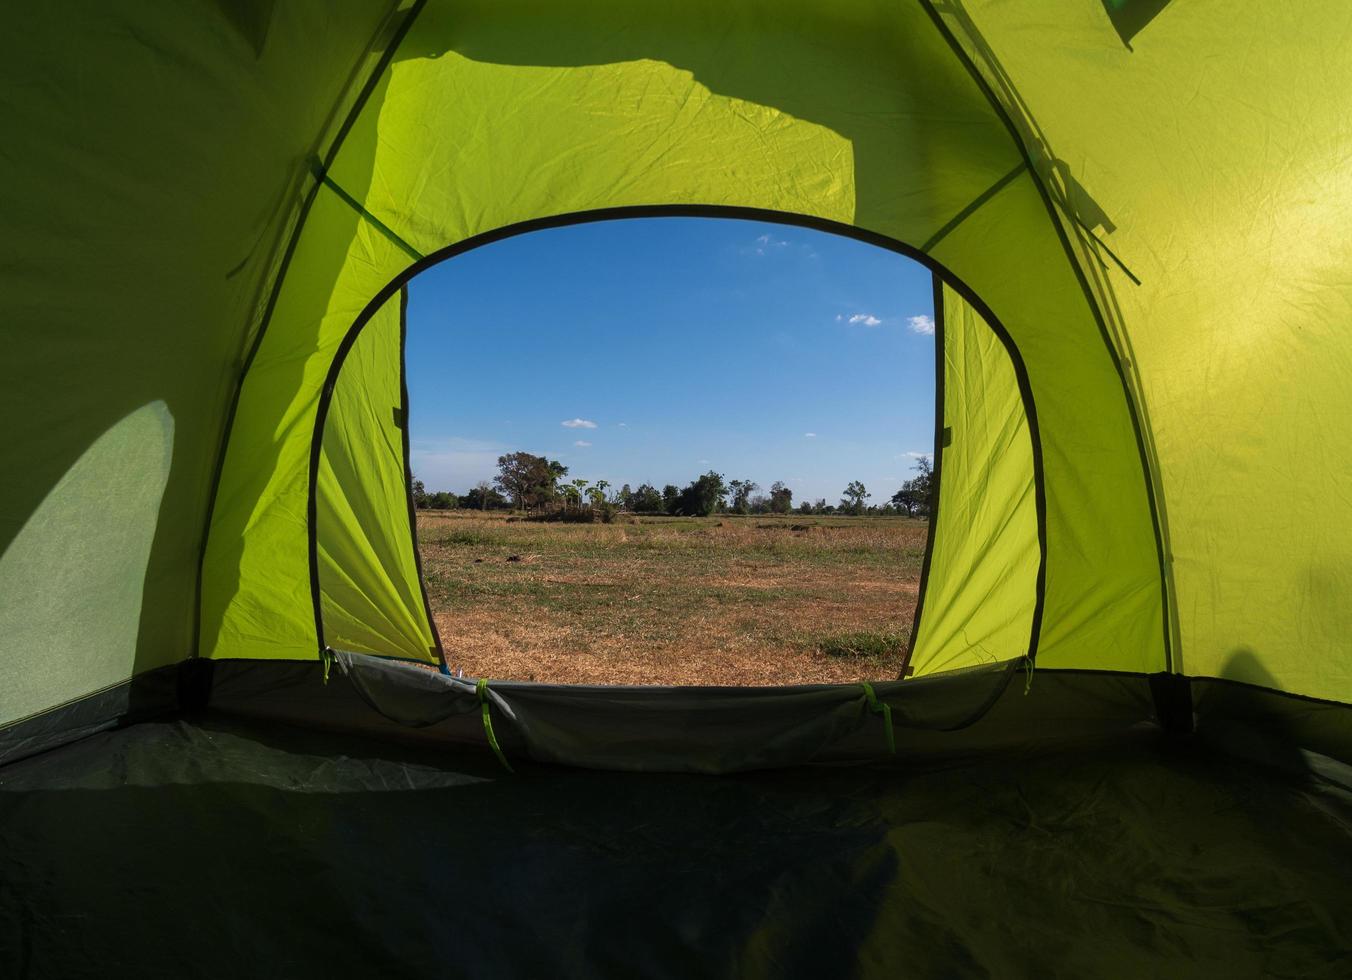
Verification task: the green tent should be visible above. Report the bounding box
[3,1,1350,974]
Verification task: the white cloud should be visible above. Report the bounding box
[617,422,628,428]
[747,233,790,256]
[698,458,710,465]
[902,451,934,459]
[908,314,936,335]
[834,314,844,323]
[573,440,592,448]
[561,418,597,429]
[847,313,883,327]
[804,432,817,438]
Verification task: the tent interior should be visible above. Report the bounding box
[3,1,1351,974]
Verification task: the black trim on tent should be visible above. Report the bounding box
[302,204,1049,679]
[396,287,448,668]
[918,0,1176,675]
[901,273,946,677]
[192,0,429,660]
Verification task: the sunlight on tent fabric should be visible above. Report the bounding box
[0,401,173,726]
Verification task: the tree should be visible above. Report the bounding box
[769,481,793,514]
[891,457,935,517]
[571,478,589,512]
[461,483,506,511]
[617,484,634,510]
[842,480,870,515]
[593,479,611,504]
[410,478,428,509]
[797,500,813,515]
[661,484,680,513]
[728,479,758,515]
[494,452,566,513]
[425,490,458,510]
[674,471,727,516]
[630,483,664,512]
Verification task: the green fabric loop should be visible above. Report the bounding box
[476,678,515,773]
[859,681,896,755]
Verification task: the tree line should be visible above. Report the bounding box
[413,451,935,518]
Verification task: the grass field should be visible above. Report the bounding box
[418,510,928,686]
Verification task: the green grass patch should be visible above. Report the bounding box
[817,630,909,660]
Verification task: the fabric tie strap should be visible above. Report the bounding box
[476,678,516,773]
[860,682,896,755]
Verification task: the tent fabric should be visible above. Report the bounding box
[908,281,1041,677]
[3,714,1351,978]
[932,0,1352,701]
[198,0,1165,680]
[0,0,402,733]
[317,288,439,663]
[4,3,1352,968]
[330,651,1025,773]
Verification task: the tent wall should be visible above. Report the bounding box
[317,288,439,663]
[200,0,1164,679]
[0,1,402,730]
[1,0,1348,751]
[909,282,1040,677]
[941,0,1352,703]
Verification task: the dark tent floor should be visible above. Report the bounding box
[2,717,1350,978]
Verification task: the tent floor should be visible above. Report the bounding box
[2,717,1350,977]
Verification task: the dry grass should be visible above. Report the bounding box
[418,510,928,686]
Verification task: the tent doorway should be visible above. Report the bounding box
[402,216,938,686]
[313,209,1040,691]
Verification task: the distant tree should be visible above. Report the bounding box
[461,484,506,511]
[797,500,813,515]
[425,490,458,510]
[630,483,664,513]
[769,481,793,514]
[661,484,681,513]
[890,457,935,517]
[570,478,589,511]
[617,484,634,510]
[411,478,428,508]
[842,480,870,515]
[674,471,727,516]
[593,479,611,504]
[728,479,758,515]
[494,452,567,512]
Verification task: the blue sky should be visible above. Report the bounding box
[406,216,935,506]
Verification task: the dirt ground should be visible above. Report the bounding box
[418,510,927,686]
